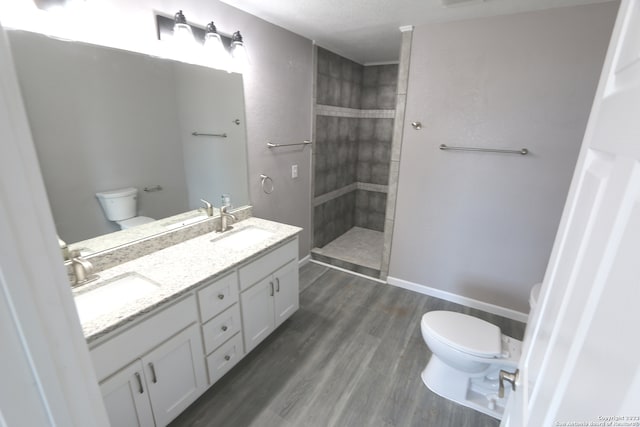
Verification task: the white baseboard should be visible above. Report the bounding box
[386,276,529,323]
[298,254,311,267]
[309,259,387,284]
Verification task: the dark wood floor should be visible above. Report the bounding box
[170,262,525,427]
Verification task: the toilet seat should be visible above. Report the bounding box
[421,311,502,358]
[116,216,155,229]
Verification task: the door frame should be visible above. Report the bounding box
[0,21,108,425]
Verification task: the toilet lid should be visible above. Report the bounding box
[421,311,502,357]
[116,216,155,229]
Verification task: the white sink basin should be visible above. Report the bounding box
[74,273,160,323]
[212,226,274,249]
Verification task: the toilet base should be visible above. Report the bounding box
[421,356,509,419]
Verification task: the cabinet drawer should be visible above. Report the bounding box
[202,304,241,355]
[198,272,238,323]
[239,238,298,291]
[206,333,244,385]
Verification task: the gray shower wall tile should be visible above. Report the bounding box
[340,81,352,107]
[313,49,400,249]
[350,85,362,109]
[378,64,399,86]
[361,64,399,110]
[315,115,329,143]
[363,66,379,86]
[314,116,359,197]
[329,77,341,106]
[314,191,356,247]
[374,118,394,142]
[316,47,364,109]
[371,163,390,185]
[377,85,397,109]
[361,87,378,110]
[359,118,375,140]
[355,190,387,232]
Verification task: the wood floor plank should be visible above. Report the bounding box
[170,267,523,427]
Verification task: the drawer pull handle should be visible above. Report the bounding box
[135,372,144,394]
[276,277,280,292]
[224,355,231,361]
[149,362,157,384]
[221,325,228,332]
[270,281,274,296]
[218,294,225,300]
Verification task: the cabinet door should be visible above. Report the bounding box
[142,324,206,427]
[100,360,155,427]
[240,275,275,352]
[274,260,299,328]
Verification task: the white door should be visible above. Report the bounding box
[143,324,206,427]
[100,360,155,427]
[502,0,640,424]
[274,260,300,327]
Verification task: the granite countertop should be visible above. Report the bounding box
[73,217,301,344]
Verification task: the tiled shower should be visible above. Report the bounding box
[311,47,398,278]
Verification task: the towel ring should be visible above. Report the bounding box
[260,174,274,194]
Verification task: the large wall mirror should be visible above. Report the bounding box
[8,30,250,254]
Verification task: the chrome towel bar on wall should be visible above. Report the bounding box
[192,132,228,137]
[267,140,311,149]
[439,144,528,155]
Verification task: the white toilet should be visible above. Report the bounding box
[420,283,542,419]
[95,187,155,230]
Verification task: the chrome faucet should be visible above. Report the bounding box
[67,250,98,286]
[58,235,71,262]
[219,206,237,232]
[200,199,214,217]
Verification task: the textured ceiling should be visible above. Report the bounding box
[219,0,613,64]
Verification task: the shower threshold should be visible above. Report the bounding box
[311,227,383,278]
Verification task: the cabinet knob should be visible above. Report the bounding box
[221,325,228,332]
[224,355,231,361]
[218,294,224,300]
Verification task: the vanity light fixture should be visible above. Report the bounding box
[156,12,247,73]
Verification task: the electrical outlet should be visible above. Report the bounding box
[291,164,299,179]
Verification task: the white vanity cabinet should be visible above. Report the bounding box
[86,228,301,426]
[240,238,299,352]
[91,296,207,427]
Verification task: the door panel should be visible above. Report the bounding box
[240,275,275,352]
[503,1,640,424]
[100,360,154,427]
[274,260,299,327]
[143,324,205,427]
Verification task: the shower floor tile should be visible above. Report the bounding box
[312,227,383,271]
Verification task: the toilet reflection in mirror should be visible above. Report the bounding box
[7,29,251,255]
[96,187,155,230]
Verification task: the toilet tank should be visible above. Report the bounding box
[96,187,138,221]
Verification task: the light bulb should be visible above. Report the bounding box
[172,10,195,47]
[204,21,230,71]
[230,31,248,73]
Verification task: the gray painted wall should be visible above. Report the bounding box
[11,33,189,243]
[389,2,618,313]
